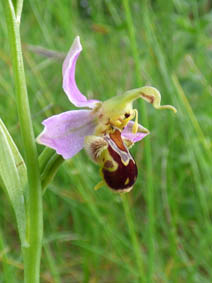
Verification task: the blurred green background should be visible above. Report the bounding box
[1,0,212,282]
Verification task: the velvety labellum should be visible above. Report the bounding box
[102,130,138,192]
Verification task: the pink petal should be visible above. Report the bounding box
[121,121,149,143]
[37,110,96,159]
[62,36,99,109]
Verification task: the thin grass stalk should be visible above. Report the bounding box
[44,244,61,283]
[143,2,212,278]
[122,1,155,282]
[121,195,145,281]
[0,230,14,283]
[172,74,211,158]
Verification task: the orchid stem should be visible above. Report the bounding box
[4,1,43,282]
[15,0,24,23]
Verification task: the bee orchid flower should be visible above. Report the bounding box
[37,36,176,192]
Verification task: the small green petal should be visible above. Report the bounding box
[122,86,177,113]
[100,86,176,128]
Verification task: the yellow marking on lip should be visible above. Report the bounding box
[124,177,130,185]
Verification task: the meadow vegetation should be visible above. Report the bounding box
[0,0,212,282]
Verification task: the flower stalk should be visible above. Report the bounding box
[4,0,43,282]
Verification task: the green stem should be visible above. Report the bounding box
[122,1,155,282]
[41,153,64,192]
[4,1,43,282]
[39,147,56,173]
[15,0,23,23]
[122,195,145,281]
[122,0,140,82]
[38,147,65,192]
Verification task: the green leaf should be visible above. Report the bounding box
[0,118,28,247]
